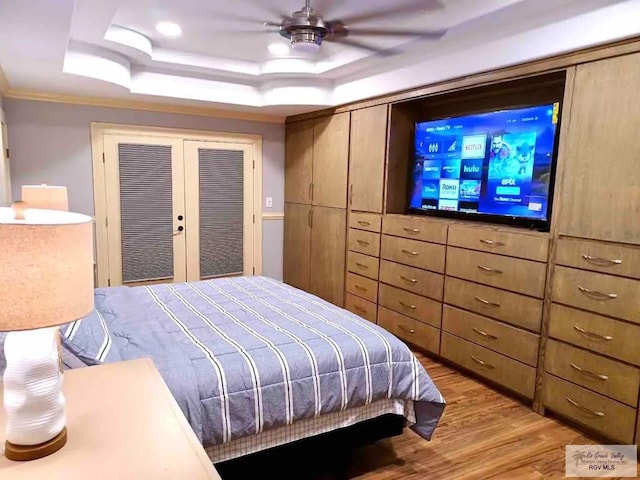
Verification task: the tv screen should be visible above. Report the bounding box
[409,103,561,229]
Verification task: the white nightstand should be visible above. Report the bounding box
[0,358,222,480]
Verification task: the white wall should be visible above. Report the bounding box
[4,98,284,280]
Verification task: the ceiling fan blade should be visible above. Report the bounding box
[329,37,399,57]
[330,0,443,25]
[345,27,447,38]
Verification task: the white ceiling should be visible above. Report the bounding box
[1,0,639,117]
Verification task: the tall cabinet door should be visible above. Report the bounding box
[285,120,314,204]
[283,202,311,290]
[310,206,347,307]
[103,135,186,286]
[349,105,388,213]
[559,53,640,244]
[312,113,350,208]
[184,140,255,281]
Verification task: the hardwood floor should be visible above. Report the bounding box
[347,352,635,480]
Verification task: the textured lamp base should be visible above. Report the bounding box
[5,427,68,461]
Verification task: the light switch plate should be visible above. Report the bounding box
[265,197,273,208]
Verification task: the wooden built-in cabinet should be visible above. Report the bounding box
[348,105,388,213]
[558,53,640,244]
[284,46,640,446]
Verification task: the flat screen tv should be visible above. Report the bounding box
[409,102,561,230]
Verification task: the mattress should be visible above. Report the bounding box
[62,276,446,457]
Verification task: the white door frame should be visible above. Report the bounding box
[91,122,263,287]
[0,107,10,206]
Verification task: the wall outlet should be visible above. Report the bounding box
[265,197,273,208]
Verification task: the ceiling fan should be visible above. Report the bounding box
[244,0,448,55]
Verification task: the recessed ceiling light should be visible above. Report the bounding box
[268,42,290,55]
[156,21,182,37]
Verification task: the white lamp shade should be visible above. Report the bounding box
[0,206,94,331]
[21,185,69,211]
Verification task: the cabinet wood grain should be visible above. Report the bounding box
[283,202,311,291]
[348,229,381,257]
[545,339,639,407]
[556,237,640,280]
[345,293,377,323]
[552,266,640,324]
[558,53,640,244]
[379,260,444,301]
[440,332,536,399]
[378,283,442,328]
[346,272,378,303]
[377,307,440,355]
[548,303,640,366]
[284,120,314,204]
[442,306,539,366]
[349,212,382,233]
[447,225,549,262]
[446,247,547,298]
[309,206,346,307]
[312,113,350,208]
[347,251,379,280]
[382,215,449,244]
[381,235,446,273]
[443,277,543,332]
[349,105,388,213]
[543,374,636,444]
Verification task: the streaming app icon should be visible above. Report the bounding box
[438,199,458,211]
[441,159,461,179]
[439,179,459,200]
[422,159,442,179]
[461,134,487,159]
[461,159,483,179]
[422,182,439,199]
[459,180,481,200]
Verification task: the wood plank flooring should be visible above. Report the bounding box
[348,352,635,480]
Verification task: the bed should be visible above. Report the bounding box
[60,276,446,464]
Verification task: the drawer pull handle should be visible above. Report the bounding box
[403,227,420,234]
[480,239,505,247]
[582,254,622,266]
[402,249,419,256]
[357,220,372,226]
[569,363,609,381]
[477,265,503,274]
[399,301,417,310]
[566,397,605,417]
[357,240,371,247]
[398,325,416,334]
[573,325,613,342]
[472,327,498,340]
[400,275,418,284]
[354,285,368,292]
[353,305,366,314]
[474,296,501,308]
[577,286,617,300]
[471,356,495,369]
[355,262,369,269]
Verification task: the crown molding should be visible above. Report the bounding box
[0,63,8,94]
[3,89,286,123]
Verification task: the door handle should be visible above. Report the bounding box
[173,225,184,236]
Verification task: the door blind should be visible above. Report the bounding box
[198,148,244,278]
[118,143,174,283]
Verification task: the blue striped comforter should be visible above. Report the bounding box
[86,277,445,447]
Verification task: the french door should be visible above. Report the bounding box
[101,132,256,286]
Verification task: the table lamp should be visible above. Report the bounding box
[0,202,94,461]
[21,184,69,211]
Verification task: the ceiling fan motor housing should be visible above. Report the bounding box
[279,9,329,52]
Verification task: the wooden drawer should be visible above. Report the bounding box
[345,294,377,323]
[442,306,539,366]
[446,247,546,298]
[549,303,640,366]
[543,374,636,444]
[556,237,640,280]
[441,333,536,399]
[377,307,440,354]
[444,277,543,332]
[552,266,640,324]
[545,339,639,406]
[448,225,549,262]
[348,229,380,257]
[379,260,444,301]
[381,235,446,273]
[382,215,448,244]
[349,212,382,233]
[378,284,442,328]
[345,273,378,303]
[347,251,379,280]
